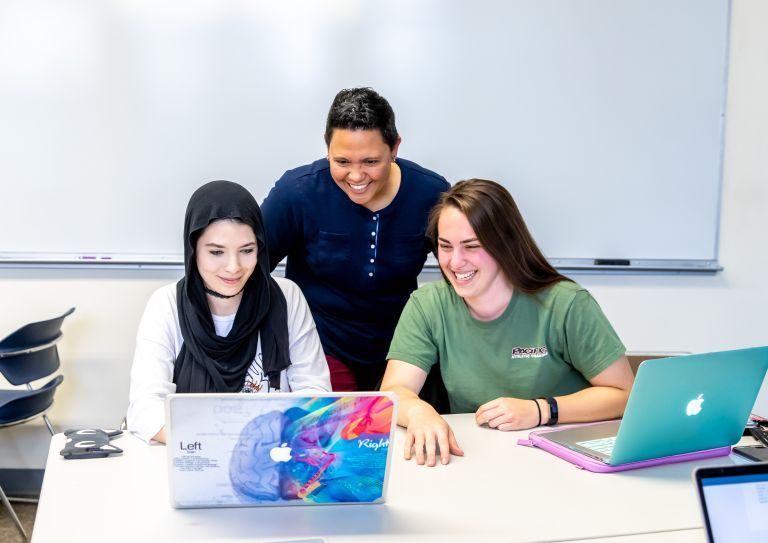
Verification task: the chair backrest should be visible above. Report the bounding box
[0,307,75,355]
[0,308,75,385]
[0,346,62,386]
[0,375,64,426]
[626,351,690,375]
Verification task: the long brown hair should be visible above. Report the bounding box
[427,179,570,293]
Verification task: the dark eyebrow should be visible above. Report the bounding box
[437,237,479,245]
[332,155,383,162]
[203,242,256,249]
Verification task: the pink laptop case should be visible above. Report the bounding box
[517,426,731,473]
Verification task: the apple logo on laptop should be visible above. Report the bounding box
[269,443,292,463]
[686,394,705,416]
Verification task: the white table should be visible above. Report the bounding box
[33,415,752,542]
[562,532,704,543]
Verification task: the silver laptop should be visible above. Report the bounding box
[165,391,397,508]
[543,346,768,465]
[753,371,768,419]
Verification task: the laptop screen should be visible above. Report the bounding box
[695,464,768,542]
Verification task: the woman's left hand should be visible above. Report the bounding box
[475,397,540,431]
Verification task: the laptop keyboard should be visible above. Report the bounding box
[576,436,616,456]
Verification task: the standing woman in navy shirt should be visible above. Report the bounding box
[261,88,449,391]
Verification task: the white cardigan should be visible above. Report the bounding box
[126,277,331,442]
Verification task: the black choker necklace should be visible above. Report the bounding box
[204,286,243,299]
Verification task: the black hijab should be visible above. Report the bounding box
[172,180,290,392]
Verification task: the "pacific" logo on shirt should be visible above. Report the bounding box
[510,346,548,359]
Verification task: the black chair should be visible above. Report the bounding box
[375,363,451,415]
[0,307,74,541]
[418,364,451,415]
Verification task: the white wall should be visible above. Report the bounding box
[1,0,766,469]
[0,0,730,268]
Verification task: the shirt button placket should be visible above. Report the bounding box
[368,213,379,278]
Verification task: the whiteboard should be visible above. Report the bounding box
[0,0,729,271]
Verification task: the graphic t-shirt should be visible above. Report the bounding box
[387,280,626,414]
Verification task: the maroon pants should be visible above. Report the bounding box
[325,354,386,392]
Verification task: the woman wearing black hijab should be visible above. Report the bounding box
[127,181,331,443]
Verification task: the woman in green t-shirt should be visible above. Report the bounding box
[381,179,634,467]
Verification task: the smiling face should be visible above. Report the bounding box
[195,219,257,311]
[436,206,513,319]
[327,128,401,211]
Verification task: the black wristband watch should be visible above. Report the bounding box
[539,396,559,426]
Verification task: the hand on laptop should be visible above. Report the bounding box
[475,397,542,431]
[404,406,464,467]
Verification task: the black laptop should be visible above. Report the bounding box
[694,463,768,542]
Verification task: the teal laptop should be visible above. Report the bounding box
[543,346,768,466]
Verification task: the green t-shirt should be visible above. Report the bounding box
[387,280,626,414]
